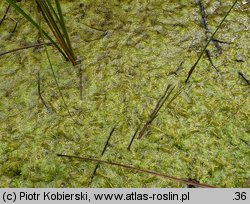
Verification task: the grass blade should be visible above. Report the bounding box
[185,0,238,83]
[35,3,78,124]
[138,84,175,139]
[89,126,116,185]
[37,0,76,65]
[55,0,75,61]
[6,0,67,60]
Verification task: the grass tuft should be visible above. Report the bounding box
[6,0,77,65]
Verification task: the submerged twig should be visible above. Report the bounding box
[168,61,185,76]
[243,177,250,188]
[88,126,116,185]
[212,39,231,44]
[10,18,18,33]
[185,0,238,83]
[197,0,222,53]
[238,71,250,85]
[0,42,53,57]
[198,0,208,33]
[37,71,52,113]
[57,153,217,188]
[0,5,10,26]
[187,179,200,188]
[78,60,83,100]
[82,22,107,33]
[239,138,250,147]
[197,0,223,78]
[127,125,140,151]
[205,49,223,79]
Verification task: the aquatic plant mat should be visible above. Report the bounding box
[0,0,249,187]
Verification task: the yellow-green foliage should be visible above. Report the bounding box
[0,0,249,187]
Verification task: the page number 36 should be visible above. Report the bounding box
[233,192,247,201]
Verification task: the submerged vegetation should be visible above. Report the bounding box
[0,0,249,187]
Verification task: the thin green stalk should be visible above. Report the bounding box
[89,126,116,185]
[55,0,75,60]
[35,4,77,124]
[138,84,175,139]
[138,82,185,140]
[185,0,238,83]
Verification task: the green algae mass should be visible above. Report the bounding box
[0,0,249,187]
